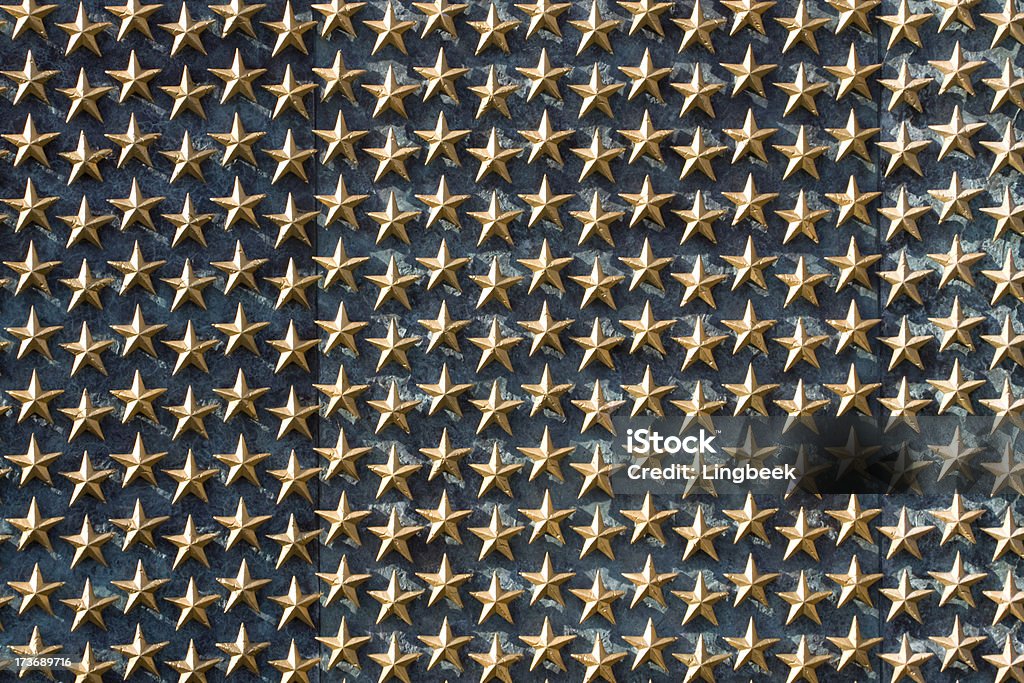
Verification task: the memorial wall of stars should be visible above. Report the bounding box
[0,0,1022,681]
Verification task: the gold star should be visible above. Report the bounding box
[472,571,525,624]
[569,0,619,53]
[413,491,470,545]
[4,113,60,169]
[366,317,417,370]
[414,300,466,356]
[983,634,1024,683]
[513,489,572,545]
[470,319,523,372]
[2,49,57,105]
[775,256,829,307]
[519,616,575,672]
[164,386,218,439]
[718,493,775,544]
[982,246,1024,305]
[983,58,1024,112]
[878,0,932,46]
[935,0,979,29]
[772,318,828,371]
[361,65,419,118]
[215,561,270,614]
[673,318,727,371]
[774,125,829,180]
[470,505,526,561]
[673,256,727,309]
[774,190,829,244]
[471,257,523,310]
[315,616,369,670]
[672,0,723,50]
[673,635,729,683]
[879,634,934,683]
[105,49,162,103]
[615,48,670,103]
[467,1,520,53]
[366,380,419,434]
[928,106,985,163]
[367,570,423,625]
[57,131,110,184]
[313,112,368,165]
[722,554,778,608]
[671,127,725,182]
[982,506,1024,560]
[521,363,573,419]
[615,111,670,169]
[722,616,778,674]
[313,51,365,103]
[622,559,677,620]
[166,640,222,682]
[569,63,624,118]
[61,575,120,631]
[776,570,831,625]
[209,0,266,38]
[159,2,213,55]
[569,318,621,371]
[517,175,572,229]
[930,295,985,351]
[469,65,520,119]
[364,0,416,54]
[673,65,724,119]
[263,129,316,183]
[930,40,986,94]
[511,428,571,486]
[724,363,779,415]
[262,0,315,55]
[368,633,420,683]
[418,616,472,672]
[105,0,160,40]
[465,191,518,246]
[982,313,1024,369]
[316,491,371,549]
[58,389,114,441]
[158,66,214,120]
[671,506,727,561]
[412,48,467,105]
[268,576,320,629]
[267,387,320,440]
[263,65,316,119]
[522,553,576,610]
[413,113,468,168]
[7,496,61,552]
[569,570,624,626]
[365,255,419,309]
[466,382,520,436]
[721,173,777,227]
[114,624,169,679]
[516,0,570,37]
[571,506,624,559]
[214,623,269,677]
[722,44,776,96]
[413,0,464,37]
[775,0,829,51]
[315,302,366,357]
[618,300,673,355]
[720,110,775,166]
[517,47,570,101]
[928,171,983,223]
[827,110,880,164]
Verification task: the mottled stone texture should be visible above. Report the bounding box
[0,0,1021,681]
